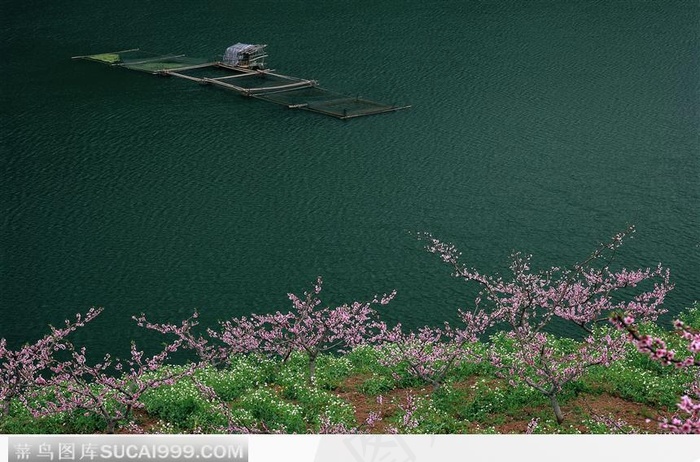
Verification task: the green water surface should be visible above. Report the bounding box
[1,1,698,357]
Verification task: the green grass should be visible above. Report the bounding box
[2,304,697,434]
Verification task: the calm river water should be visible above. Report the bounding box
[1,1,698,357]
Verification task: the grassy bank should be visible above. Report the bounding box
[3,308,697,435]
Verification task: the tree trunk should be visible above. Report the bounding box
[548,393,565,424]
[1,399,9,417]
[106,419,117,434]
[308,355,317,384]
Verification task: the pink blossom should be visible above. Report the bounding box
[420,225,671,424]
[26,316,195,434]
[613,309,700,433]
[210,278,395,381]
[1,307,103,416]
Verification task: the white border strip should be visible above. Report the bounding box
[2,435,699,462]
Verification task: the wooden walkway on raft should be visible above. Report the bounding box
[72,49,410,120]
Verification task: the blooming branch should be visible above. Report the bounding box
[0,307,103,416]
[421,226,672,424]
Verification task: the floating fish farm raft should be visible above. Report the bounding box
[73,44,410,120]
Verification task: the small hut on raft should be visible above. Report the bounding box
[222,43,268,69]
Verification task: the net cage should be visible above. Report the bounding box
[222,43,267,69]
[252,86,403,119]
[191,69,403,119]
[74,45,409,119]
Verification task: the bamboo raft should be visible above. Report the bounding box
[72,45,410,120]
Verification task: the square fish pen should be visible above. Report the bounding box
[253,86,406,119]
[202,71,317,97]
